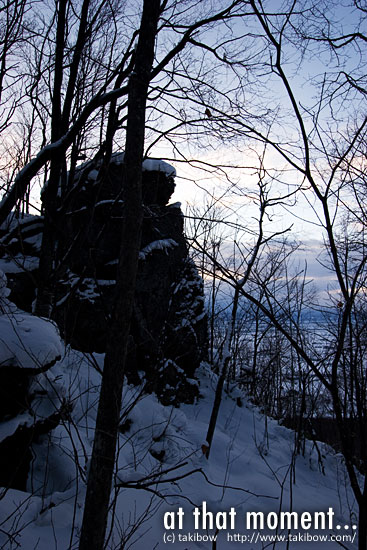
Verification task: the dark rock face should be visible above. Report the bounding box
[0,366,31,420]
[0,358,64,491]
[0,356,60,422]
[0,409,63,490]
[162,261,207,378]
[0,155,207,405]
[0,216,41,310]
[0,299,63,490]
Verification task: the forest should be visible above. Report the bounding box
[0,0,366,548]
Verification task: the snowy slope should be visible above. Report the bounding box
[0,347,358,550]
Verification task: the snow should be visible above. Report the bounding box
[88,169,99,180]
[95,199,124,207]
[0,270,10,299]
[142,158,176,177]
[65,205,87,215]
[0,214,43,257]
[0,255,39,274]
[111,152,176,177]
[57,275,116,305]
[0,212,40,233]
[0,412,35,442]
[0,271,63,369]
[96,279,116,286]
[0,312,63,369]
[0,350,358,549]
[74,152,176,181]
[139,238,178,260]
[0,272,358,548]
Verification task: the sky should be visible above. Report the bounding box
[161,1,366,302]
[167,145,338,302]
[20,0,365,304]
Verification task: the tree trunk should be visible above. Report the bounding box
[206,287,240,458]
[78,2,161,549]
[359,499,367,550]
[34,0,67,317]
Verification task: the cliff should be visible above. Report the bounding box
[0,155,207,406]
[0,156,207,490]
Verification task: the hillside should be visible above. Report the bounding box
[0,310,358,549]
[0,151,360,548]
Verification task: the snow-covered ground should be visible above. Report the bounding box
[0,337,358,549]
[0,267,358,549]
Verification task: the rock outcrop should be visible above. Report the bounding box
[0,154,207,406]
[0,271,64,490]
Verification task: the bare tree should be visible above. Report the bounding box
[78,4,162,546]
[78,1,257,547]
[0,0,366,545]
[186,1,367,547]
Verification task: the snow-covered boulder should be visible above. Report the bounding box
[0,311,63,371]
[0,271,64,490]
[0,270,63,419]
